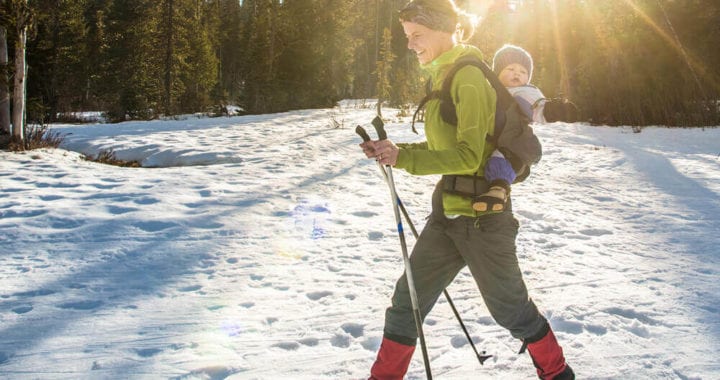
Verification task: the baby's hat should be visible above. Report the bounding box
[492,44,534,81]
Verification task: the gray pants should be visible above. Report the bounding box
[383,211,547,343]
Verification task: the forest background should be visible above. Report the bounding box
[1,0,719,127]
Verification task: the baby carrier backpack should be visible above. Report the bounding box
[411,55,542,184]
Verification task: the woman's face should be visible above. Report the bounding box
[402,21,454,65]
[498,63,530,87]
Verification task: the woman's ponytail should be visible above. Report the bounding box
[453,5,478,43]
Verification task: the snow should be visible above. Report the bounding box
[1,102,719,379]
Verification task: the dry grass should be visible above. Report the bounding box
[2,125,65,151]
[83,149,141,168]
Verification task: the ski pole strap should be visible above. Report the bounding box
[441,175,491,197]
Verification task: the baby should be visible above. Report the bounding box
[475,44,576,212]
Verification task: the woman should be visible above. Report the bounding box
[360,1,575,379]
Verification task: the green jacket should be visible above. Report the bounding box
[395,44,497,217]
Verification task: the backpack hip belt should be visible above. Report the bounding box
[442,175,490,198]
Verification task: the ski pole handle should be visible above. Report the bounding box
[355,125,371,142]
[372,116,387,140]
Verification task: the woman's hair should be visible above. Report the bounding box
[398,0,477,42]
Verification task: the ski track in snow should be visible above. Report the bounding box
[1,103,719,379]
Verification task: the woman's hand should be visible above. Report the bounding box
[359,139,399,166]
[374,139,399,166]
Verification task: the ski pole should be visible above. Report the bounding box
[357,121,492,367]
[363,116,433,379]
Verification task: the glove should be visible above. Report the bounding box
[473,151,515,212]
[472,180,510,212]
[484,152,517,184]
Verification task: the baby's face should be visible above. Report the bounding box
[498,63,530,87]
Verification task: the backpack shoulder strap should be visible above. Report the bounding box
[441,56,516,114]
[439,55,519,143]
[410,76,442,134]
[411,55,517,134]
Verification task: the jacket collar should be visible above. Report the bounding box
[421,44,485,80]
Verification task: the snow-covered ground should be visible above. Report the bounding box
[1,102,719,379]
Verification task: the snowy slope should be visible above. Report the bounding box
[1,102,719,379]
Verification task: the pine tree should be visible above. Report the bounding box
[375,27,393,116]
[26,0,89,122]
[161,0,219,114]
[238,0,281,113]
[213,0,244,105]
[102,0,163,121]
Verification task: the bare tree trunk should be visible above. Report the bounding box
[12,23,26,141]
[0,26,10,134]
[164,0,174,115]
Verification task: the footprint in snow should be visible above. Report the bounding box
[178,285,202,292]
[91,183,120,190]
[361,336,382,351]
[134,221,178,232]
[368,231,384,241]
[135,347,163,357]
[1,209,48,218]
[331,333,351,348]
[173,365,238,380]
[327,265,342,272]
[352,211,378,218]
[476,316,494,326]
[307,291,332,301]
[48,217,84,229]
[579,228,613,236]
[274,341,300,351]
[550,318,584,335]
[39,195,63,201]
[36,182,80,189]
[584,323,608,335]
[12,305,33,314]
[299,337,319,347]
[106,205,138,214]
[133,196,160,205]
[603,307,659,325]
[13,288,56,298]
[451,334,478,348]
[341,322,365,338]
[58,300,104,310]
